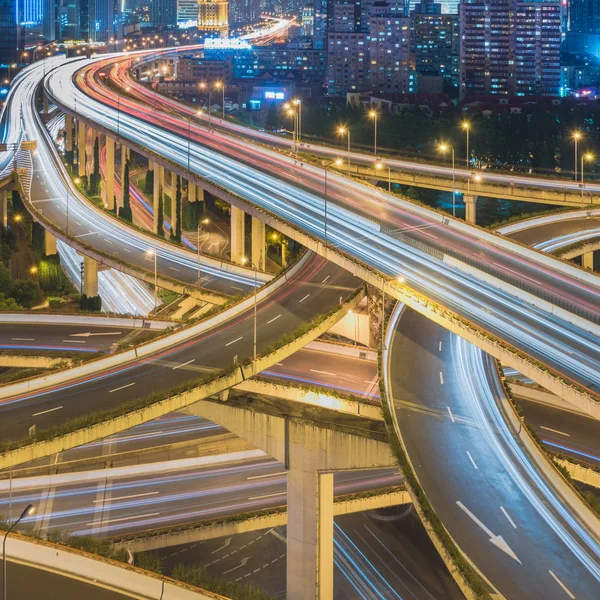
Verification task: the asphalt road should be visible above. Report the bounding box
[0,254,360,442]
[509,214,600,248]
[388,310,600,599]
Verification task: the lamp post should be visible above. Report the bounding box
[462,122,470,168]
[439,143,456,217]
[369,110,378,157]
[197,218,209,287]
[3,504,35,600]
[573,131,582,182]
[146,249,157,308]
[215,81,224,120]
[241,258,258,361]
[321,159,343,248]
[581,153,594,201]
[286,105,298,156]
[375,160,391,192]
[338,126,351,172]
[294,98,302,142]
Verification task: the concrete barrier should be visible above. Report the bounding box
[0,355,71,368]
[305,340,377,361]
[556,459,600,489]
[497,209,600,235]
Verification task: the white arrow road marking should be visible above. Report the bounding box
[456,501,521,564]
[223,557,250,575]
[211,538,232,554]
[70,331,122,337]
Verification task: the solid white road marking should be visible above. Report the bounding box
[247,471,287,481]
[32,406,63,417]
[500,506,517,529]
[548,571,576,599]
[298,293,310,303]
[93,491,159,504]
[225,336,243,346]
[109,382,136,393]
[439,371,444,385]
[540,426,570,437]
[466,451,479,470]
[173,359,195,370]
[447,407,455,423]
[248,491,286,501]
[267,314,281,324]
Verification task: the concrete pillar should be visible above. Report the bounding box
[251,217,265,271]
[287,469,334,600]
[77,120,86,177]
[230,205,245,263]
[83,255,98,297]
[65,114,73,152]
[44,231,57,256]
[1,189,7,228]
[583,251,594,270]
[196,185,205,203]
[119,144,129,208]
[188,181,196,203]
[367,284,384,348]
[105,136,115,211]
[464,195,478,224]
[281,240,288,267]
[153,163,164,234]
[170,179,178,237]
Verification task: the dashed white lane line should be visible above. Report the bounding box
[248,491,286,501]
[173,359,195,370]
[267,314,281,324]
[86,512,159,527]
[466,451,479,470]
[63,340,86,344]
[322,275,330,284]
[447,407,455,423]
[230,285,244,291]
[500,506,517,529]
[439,371,444,385]
[225,336,243,347]
[298,293,310,303]
[123,248,132,252]
[32,406,63,417]
[548,570,576,599]
[93,491,158,504]
[540,425,570,437]
[169,266,180,272]
[11,338,34,341]
[109,382,136,394]
[310,369,336,376]
[247,471,286,481]
[438,341,443,352]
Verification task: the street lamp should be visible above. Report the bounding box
[286,105,298,156]
[321,158,343,248]
[293,98,302,142]
[214,81,224,120]
[197,218,209,287]
[241,257,258,361]
[581,153,594,201]
[146,249,157,308]
[462,122,471,168]
[338,126,351,171]
[467,173,481,194]
[438,143,456,217]
[375,160,391,192]
[573,131,582,182]
[3,504,35,600]
[369,110,378,157]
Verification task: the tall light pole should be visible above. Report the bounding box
[321,158,342,248]
[197,218,209,287]
[294,98,302,142]
[3,504,35,600]
[573,131,582,182]
[375,160,391,192]
[146,249,157,308]
[286,105,298,156]
[369,110,378,157]
[439,143,456,217]
[241,258,258,361]
[581,153,593,201]
[338,126,351,171]
[215,81,224,120]
[462,122,471,168]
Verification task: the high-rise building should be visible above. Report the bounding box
[149,0,177,28]
[0,0,19,62]
[198,0,229,38]
[411,0,459,92]
[177,0,198,25]
[302,4,315,36]
[566,0,600,57]
[460,0,561,97]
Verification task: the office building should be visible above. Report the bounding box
[198,0,229,38]
[149,0,177,28]
[0,0,19,62]
[566,0,600,57]
[177,0,198,25]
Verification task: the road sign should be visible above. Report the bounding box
[20,140,37,151]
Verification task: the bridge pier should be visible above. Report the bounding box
[170,176,179,239]
[119,144,130,209]
[44,231,57,256]
[188,180,196,203]
[583,251,595,270]
[1,189,7,228]
[251,217,265,270]
[464,195,478,224]
[65,114,73,153]
[77,121,86,177]
[153,162,164,235]
[105,136,115,211]
[83,255,98,297]
[230,205,245,263]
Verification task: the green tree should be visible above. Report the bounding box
[144,169,154,195]
[156,185,164,238]
[10,279,39,308]
[118,159,133,222]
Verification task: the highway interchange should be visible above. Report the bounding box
[0,50,599,599]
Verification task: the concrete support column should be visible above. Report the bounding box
[287,469,334,600]
[105,136,115,211]
[1,189,7,228]
[119,144,130,208]
[196,186,205,203]
[251,217,265,271]
[153,163,164,234]
[583,251,594,270]
[230,205,245,263]
[44,231,57,256]
[464,195,478,224]
[77,120,86,177]
[367,284,384,348]
[188,181,196,203]
[170,177,178,237]
[83,255,98,297]
[65,114,73,152]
